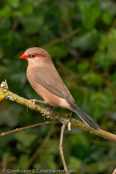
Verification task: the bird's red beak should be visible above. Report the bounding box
[19,52,27,60]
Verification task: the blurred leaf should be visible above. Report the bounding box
[15,131,37,147]
[8,0,21,8]
[0,66,8,78]
[77,60,89,72]
[59,4,72,30]
[0,46,4,59]
[34,154,57,169]
[0,18,10,30]
[0,6,12,19]
[109,72,116,88]
[68,156,82,170]
[72,30,100,50]
[101,1,116,16]
[89,89,114,118]
[45,139,59,154]
[0,104,21,127]
[78,1,101,29]
[9,72,27,88]
[0,32,26,56]
[110,112,116,121]
[17,142,30,153]
[68,134,90,148]
[94,51,114,71]
[46,44,68,59]
[19,15,44,34]
[17,155,29,169]
[20,2,33,15]
[82,72,103,86]
[95,29,116,70]
[12,2,33,17]
[107,29,116,54]
[102,11,113,25]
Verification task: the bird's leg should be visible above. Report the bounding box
[51,106,57,109]
[29,99,45,108]
[29,99,51,120]
[49,106,58,114]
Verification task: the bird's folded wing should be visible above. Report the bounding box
[34,66,70,99]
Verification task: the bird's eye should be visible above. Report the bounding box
[31,54,36,58]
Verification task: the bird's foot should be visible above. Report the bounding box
[29,99,44,108]
[48,106,58,115]
[51,106,57,110]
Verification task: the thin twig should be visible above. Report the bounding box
[67,119,71,131]
[59,124,69,174]
[42,28,80,47]
[0,121,60,136]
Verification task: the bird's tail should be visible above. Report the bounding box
[71,104,99,130]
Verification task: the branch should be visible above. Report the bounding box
[59,124,69,174]
[0,80,116,143]
[0,121,60,136]
[42,27,80,47]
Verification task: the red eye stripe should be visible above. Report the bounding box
[37,54,45,57]
[27,53,45,58]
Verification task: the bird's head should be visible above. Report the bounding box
[19,47,51,64]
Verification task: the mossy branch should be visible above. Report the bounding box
[0,80,116,143]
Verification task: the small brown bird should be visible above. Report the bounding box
[19,47,99,130]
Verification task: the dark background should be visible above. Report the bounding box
[0,0,116,173]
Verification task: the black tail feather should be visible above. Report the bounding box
[71,104,99,130]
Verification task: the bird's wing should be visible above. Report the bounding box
[34,65,71,99]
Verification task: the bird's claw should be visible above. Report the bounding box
[51,106,57,110]
[29,99,44,108]
[29,99,36,108]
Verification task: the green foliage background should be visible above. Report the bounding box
[0,0,116,173]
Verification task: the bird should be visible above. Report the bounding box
[19,47,99,130]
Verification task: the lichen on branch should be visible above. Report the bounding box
[0,80,116,143]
